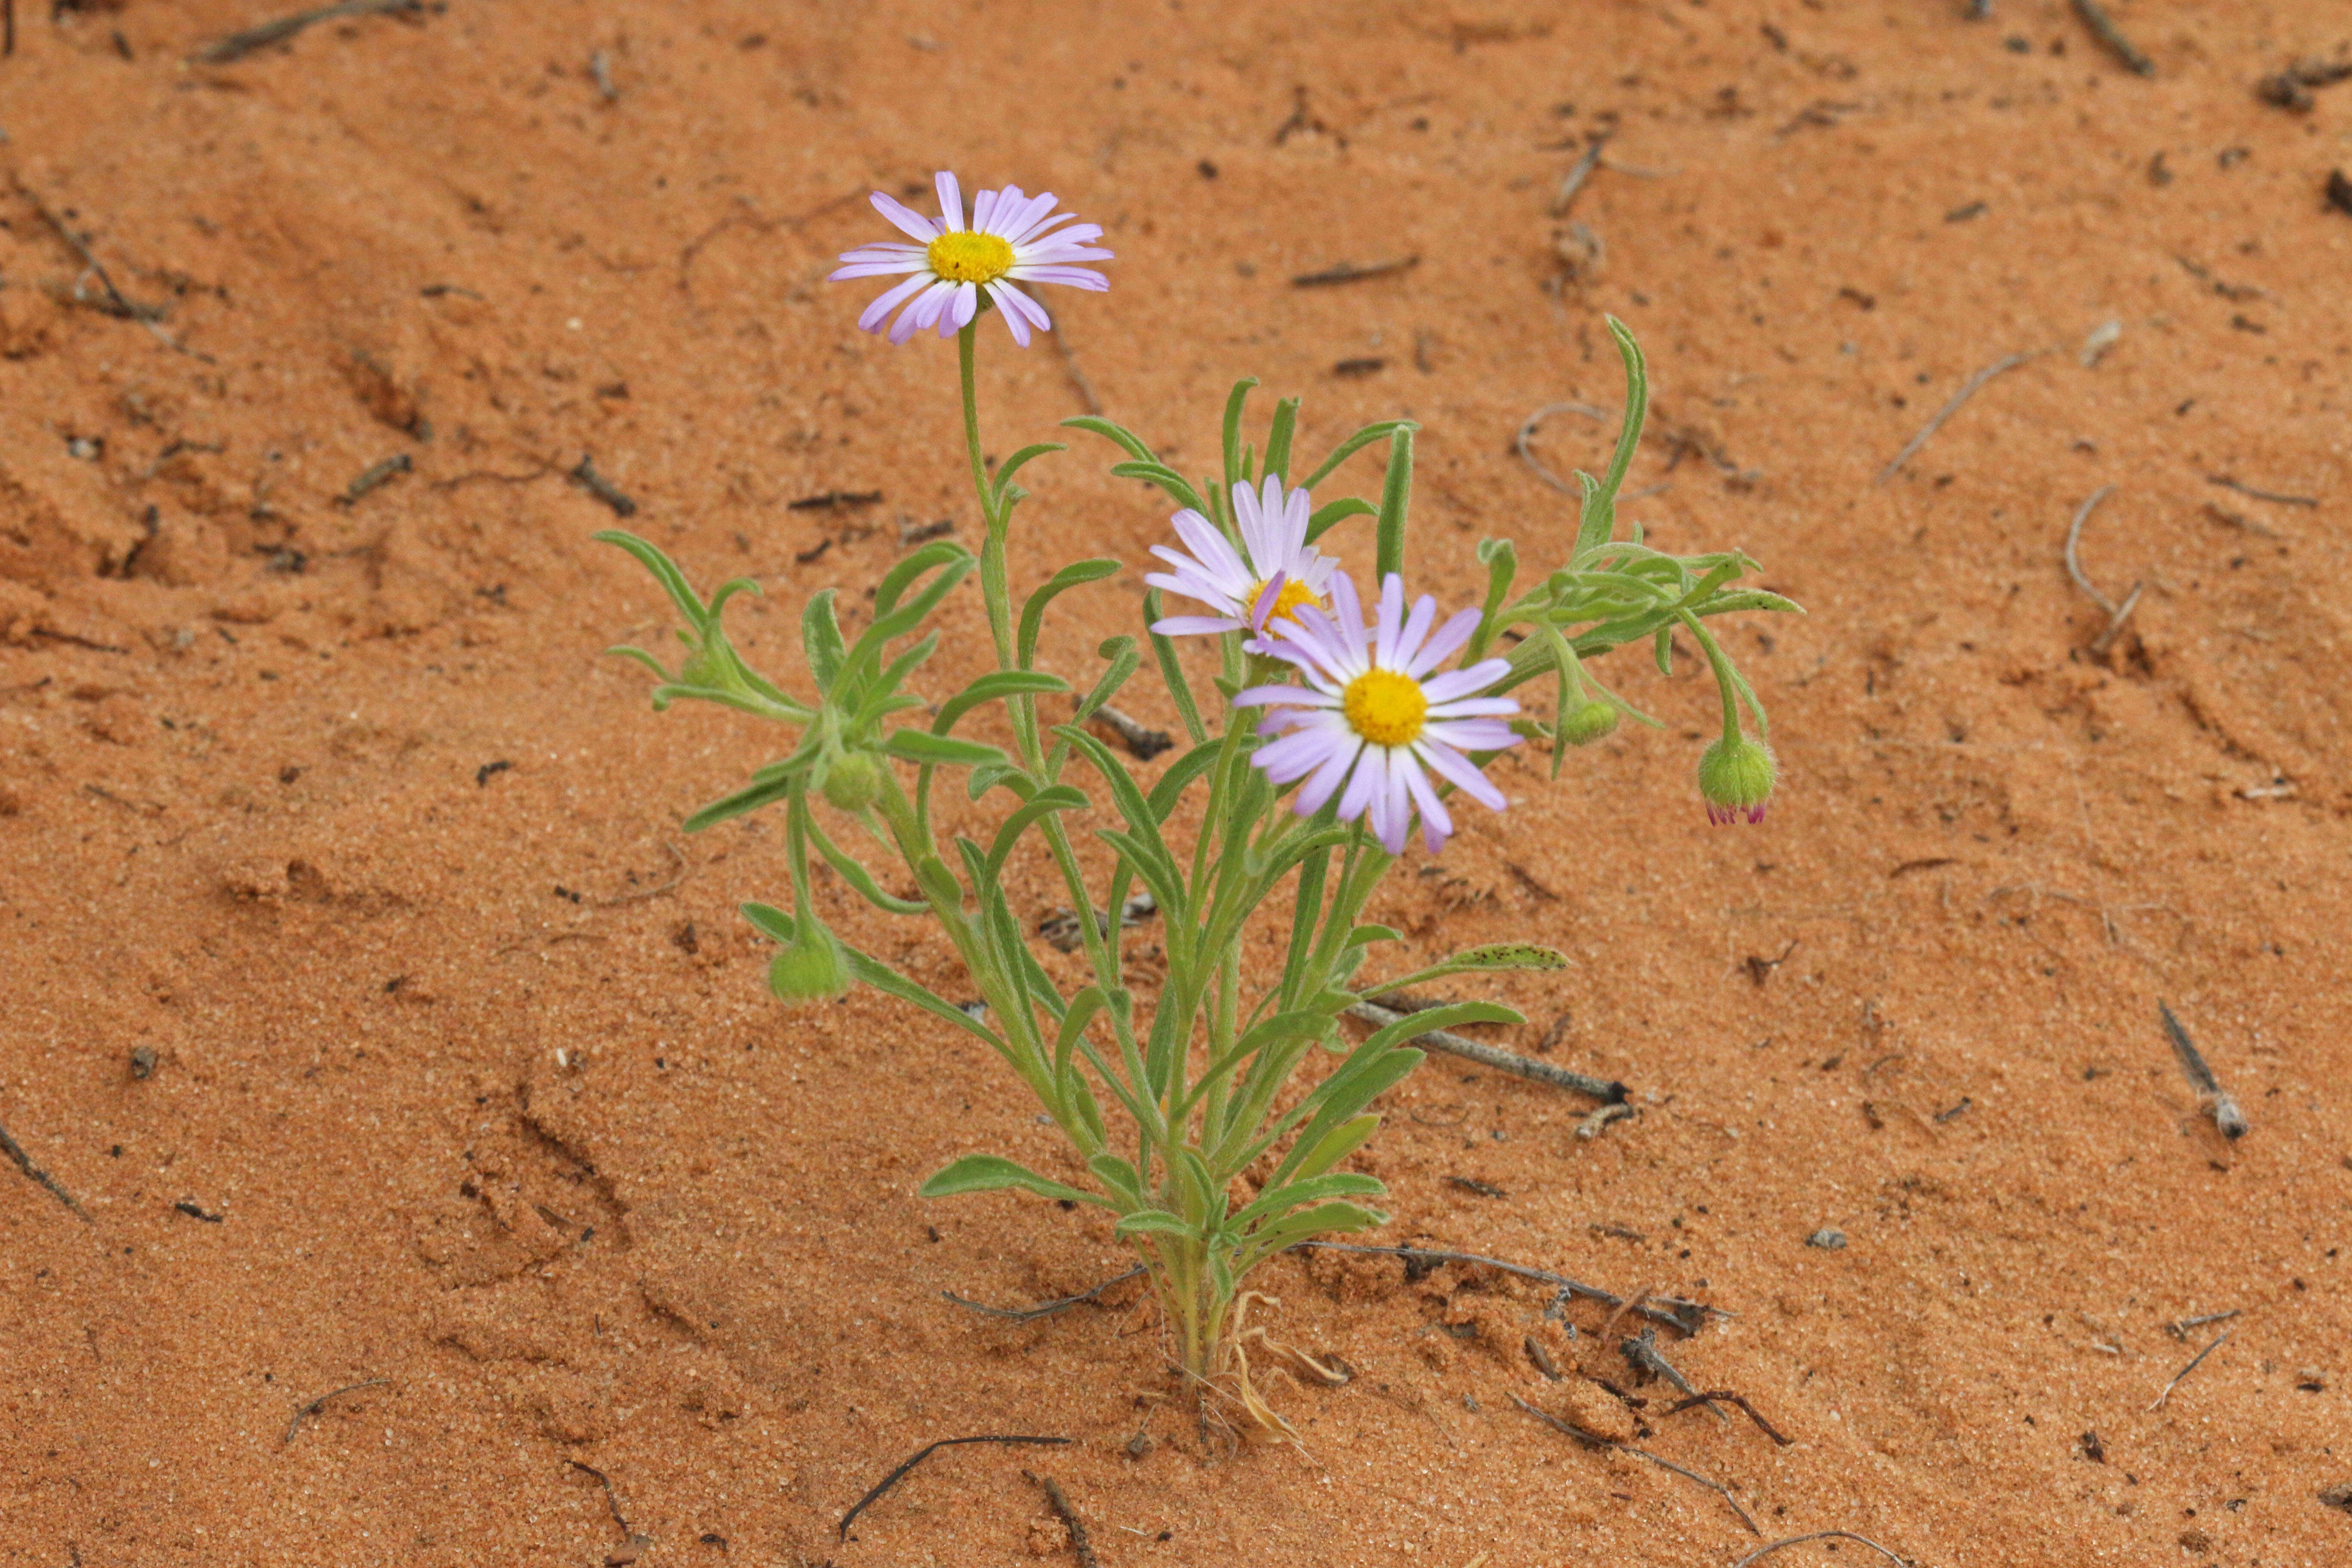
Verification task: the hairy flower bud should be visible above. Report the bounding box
[1698,735,1776,825]
[1558,700,1620,746]
[820,749,886,813]
[769,912,851,1005]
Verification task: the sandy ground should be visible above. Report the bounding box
[2,2,2350,1564]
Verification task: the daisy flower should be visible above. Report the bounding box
[1237,571,1519,854]
[828,171,1111,347]
[1145,476,1338,639]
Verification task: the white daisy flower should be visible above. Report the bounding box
[828,171,1111,347]
[1144,476,1339,639]
[1236,571,1519,855]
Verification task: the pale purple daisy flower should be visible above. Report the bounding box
[1145,476,1339,639]
[827,171,1111,347]
[1236,571,1519,855]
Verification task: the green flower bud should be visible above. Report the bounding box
[819,749,886,813]
[1698,735,1776,826]
[768,911,851,1006]
[1558,700,1620,746]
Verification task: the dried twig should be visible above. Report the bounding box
[2165,1308,2240,1341]
[571,455,639,518]
[193,0,420,64]
[1511,1394,1759,1534]
[1291,256,1420,288]
[1027,1473,1102,1568]
[838,1436,1071,1541]
[2061,486,2144,654]
[2207,474,2319,508]
[567,1459,653,1564]
[1086,702,1173,762]
[1730,1531,1908,1568]
[1298,1241,1707,1337]
[598,841,688,906]
[1625,1326,1724,1421]
[1664,1390,1794,1446]
[1514,401,1611,495]
[1348,1000,1626,1103]
[1876,352,2034,484]
[2159,1001,2246,1139]
[282,1378,388,1445]
[2149,1327,2231,1411]
[2071,0,2154,77]
[588,49,618,102]
[788,490,882,511]
[1550,135,1611,216]
[342,453,412,505]
[13,178,187,354]
[943,1265,1146,1324]
[0,1114,90,1222]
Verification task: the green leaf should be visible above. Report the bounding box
[1145,737,1223,822]
[1231,1172,1387,1231]
[1264,396,1300,486]
[596,530,709,628]
[1018,559,1123,670]
[883,729,1009,769]
[1274,1047,1427,1185]
[1362,1001,1523,1055]
[1141,589,1208,746]
[1070,637,1139,726]
[1087,1154,1146,1210]
[1287,1114,1381,1182]
[684,773,796,833]
[1372,944,1568,998]
[1298,419,1417,493]
[1576,317,1649,556]
[1113,1208,1197,1239]
[1238,1200,1387,1265]
[1302,496,1376,545]
[1060,414,1159,465]
[1108,460,1210,517]
[1345,923,1401,948]
[801,589,846,695]
[1054,726,1176,873]
[1222,377,1259,499]
[985,784,1090,885]
[919,1154,1108,1208]
[990,441,1066,504]
[935,670,1071,735]
[804,815,928,916]
[1373,425,1412,583]
[1052,985,1109,1087]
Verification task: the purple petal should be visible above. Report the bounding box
[1292,731,1362,815]
[1406,607,1483,678]
[1372,574,1406,666]
[1391,594,1439,673]
[1233,683,1329,710]
[855,271,935,333]
[870,190,942,242]
[1004,263,1109,291]
[1400,758,1455,854]
[1415,739,1508,810]
[1151,614,1246,637]
[934,171,964,233]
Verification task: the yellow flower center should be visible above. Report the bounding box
[927,230,1015,284]
[1342,667,1427,749]
[1246,576,1322,628]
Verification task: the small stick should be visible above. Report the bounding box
[943,1264,1146,1324]
[2165,1307,2240,1341]
[281,1377,388,1445]
[2207,474,2319,508]
[1086,702,1173,762]
[1026,1473,1103,1568]
[1625,1326,1724,1421]
[598,841,688,906]
[14,179,184,353]
[588,49,617,102]
[571,455,639,518]
[2159,1001,2246,1139]
[2071,0,2155,77]
[1877,352,2033,484]
[0,1114,90,1222]
[2061,485,2145,653]
[1510,1394,1760,1534]
[342,452,412,504]
[1348,1000,1627,1103]
[1291,255,1420,287]
[838,1436,1072,1541]
[1300,1241,1707,1337]
[1730,1531,1909,1568]
[1576,1102,1635,1140]
[2149,1327,2231,1411]
[787,489,883,511]
[1664,1390,1794,1446]
[192,0,419,64]
[1514,400,1611,496]
[1550,135,1611,216]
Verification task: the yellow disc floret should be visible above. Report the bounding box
[1342,667,1428,749]
[927,230,1015,284]
[1246,577,1322,628]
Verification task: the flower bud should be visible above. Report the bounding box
[1558,700,1620,746]
[769,912,851,1005]
[819,749,886,813]
[1698,735,1776,825]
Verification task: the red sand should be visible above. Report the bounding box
[2,3,2348,1564]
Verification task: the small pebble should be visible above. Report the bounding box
[129,1045,158,1081]
[1806,1228,1848,1250]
